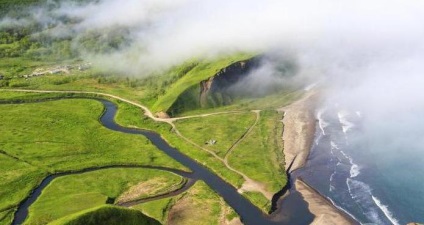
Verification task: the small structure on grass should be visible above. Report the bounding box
[205,139,217,145]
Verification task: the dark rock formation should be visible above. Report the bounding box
[199,58,259,107]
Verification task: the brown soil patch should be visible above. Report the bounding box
[167,185,218,225]
[116,178,175,204]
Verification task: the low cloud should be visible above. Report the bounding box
[2,0,424,222]
[3,0,423,76]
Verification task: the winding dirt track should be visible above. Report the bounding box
[2,89,271,198]
[172,109,272,199]
[224,110,261,162]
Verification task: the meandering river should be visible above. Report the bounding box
[9,98,313,225]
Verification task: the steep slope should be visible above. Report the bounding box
[152,54,258,117]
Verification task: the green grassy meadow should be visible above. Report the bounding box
[132,196,176,224]
[174,112,257,157]
[113,101,245,188]
[174,109,288,212]
[0,0,305,223]
[0,95,186,225]
[0,85,299,224]
[113,100,289,213]
[0,209,13,225]
[229,110,287,193]
[0,98,184,171]
[26,168,184,224]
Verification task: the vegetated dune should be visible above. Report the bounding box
[48,205,161,225]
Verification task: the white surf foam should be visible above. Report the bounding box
[326,193,361,223]
[329,170,337,192]
[340,150,349,160]
[339,150,361,178]
[347,155,360,178]
[330,171,336,182]
[350,163,360,178]
[329,183,335,192]
[330,141,340,150]
[337,111,355,133]
[372,196,400,225]
[314,132,323,145]
[317,108,329,135]
[346,179,384,224]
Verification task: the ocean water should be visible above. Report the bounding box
[295,106,424,224]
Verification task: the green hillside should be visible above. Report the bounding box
[151,53,255,114]
[48,205,161,225]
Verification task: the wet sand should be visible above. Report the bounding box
[296,180,356,225]
[280,91,357,225]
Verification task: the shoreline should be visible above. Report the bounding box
[278,90,318,173]
[280,90,358,225]
[295,179,358,225]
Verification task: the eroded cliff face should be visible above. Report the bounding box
[199,58,258,107]
[165,57,259,117]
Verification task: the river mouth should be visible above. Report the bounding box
[6,97,315,225]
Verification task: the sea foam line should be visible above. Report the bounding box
[339,150,360,178]
[337,111,355,134]
[329,171,336,192]
[331,141,340,150]
[326,193,361,223]
[317,108,329,135]
[346,178,383,224]
[371,196,400,225]
[350,163,360,178]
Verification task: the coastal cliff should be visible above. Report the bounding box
[165,58,258,117]
[199,59,258,107]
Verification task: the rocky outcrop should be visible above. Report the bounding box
[199,58,258,107]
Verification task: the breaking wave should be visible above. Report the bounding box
[346,178,400,225]
[326,194,360,222]
[372,196,400,225]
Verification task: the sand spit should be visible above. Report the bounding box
[296,179,356,225]
[280,91,358,225]
[278,91,318,173]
